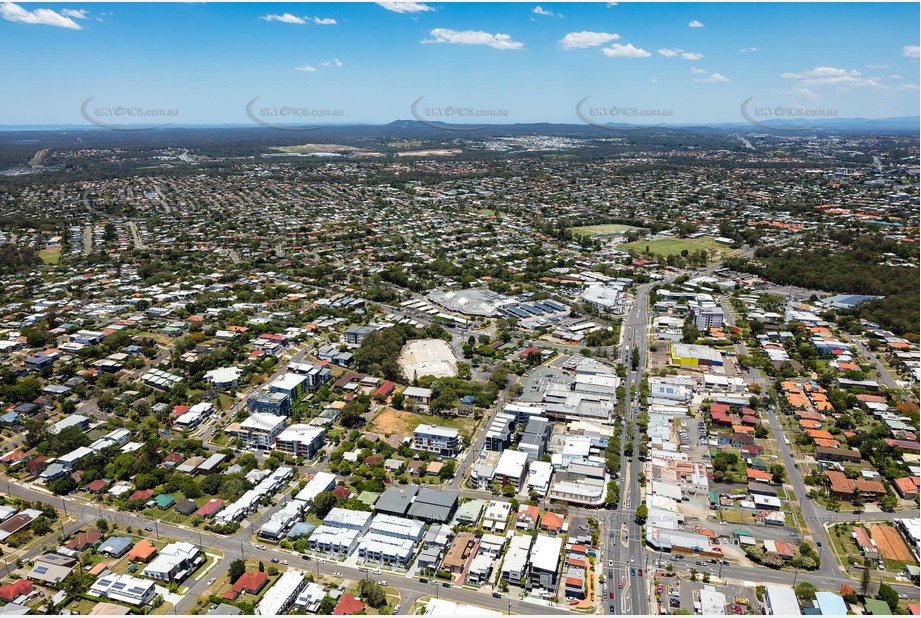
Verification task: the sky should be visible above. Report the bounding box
[0,1,918,126]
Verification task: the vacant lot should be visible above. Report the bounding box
[38,246,62,264]
[869,524,914,562]
[568,223,640,238]
[399,338,457,379]
[618,236,730,259]
[371,407,475,437]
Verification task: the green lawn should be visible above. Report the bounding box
[568,224,640,238]
[617,236,730,259]
[38,246,62,264]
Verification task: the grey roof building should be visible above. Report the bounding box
[407,488,459,523]
[374,486,418,517]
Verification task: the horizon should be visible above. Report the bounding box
[0,2,919,128]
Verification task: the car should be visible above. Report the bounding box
[790,532,799,537]
[610,605,615,612]
[630,557,635,563]
[207,578,216,585]
[816,542,822,548]
[319,559,326,564]
[732,605,743,615]
[707,558,717,564]
[608,560,614,567]
[618,580,624,590]
[657,585,664,594]
[419,578,428,583]
[853,509,862,514]
[393,605,400,613]
[638,569,643,577]
[719,560,730,566]
[378,580,388,586]
[256,544,266,550]
[302,555,312,561]
[608,571,613,579]
[270,557,279,563]
[442,582,451,588]
[630,568,635,576]
[609,592,614,600]
[492,592,502,599]
[281,560,289,566]
[144,526,153,532]
[373,569,382,574]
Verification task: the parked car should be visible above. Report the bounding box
[373,569,382,574]
[442,583,451,588]
[492,592,502,599]
[378,580,388,586]
[280,560,288,566]
[144,527,153,532]
[207,578,216,585]
[696,561,707,566]
[393,605,400,613]
[419,578,428,583]
[270,557,279,563]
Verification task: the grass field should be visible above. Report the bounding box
[371,407,475,437]
[38,246,62,264]
[617,236,730,259]
[568,224,641,238]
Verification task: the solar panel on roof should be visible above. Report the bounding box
[33,566,47,575]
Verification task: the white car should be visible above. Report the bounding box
[393,604,401,613]
[373,569,382,574]
[207,578,216,585]
[333,572,343,578]
[280,560,289,565]
[378,580,388,586]
[608,560,613,567]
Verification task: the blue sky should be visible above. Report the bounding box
[0,2,918,126]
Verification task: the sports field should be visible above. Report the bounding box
[568,224,641,238]
[617,236,730,258]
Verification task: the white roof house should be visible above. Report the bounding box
[255,568,306,616]
[765,585,801,616]
[530,534,563,576]
[295,471,337,503]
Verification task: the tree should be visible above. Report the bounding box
[319,596,337,614]
[877,584,899,611]
[96,518,109,533]
[48,476,77,495]
[313,491,338,519]
[439,460,457,481]
[794,582,817,601]
[31,516,51,535]
[878,492,898,513]
[228,559,246,583]
[769,464,786,484]
[839,583,857,604]
[358,579,387,608]
[631,347,640,370]
[634,503,648,522]
[860,564,872,596]
[258,561,265,573]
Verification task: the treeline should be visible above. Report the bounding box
[353,323,450,382]
[0,245,40,275]
[725,245,919,335]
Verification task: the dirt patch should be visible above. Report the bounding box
[371,408,418,436]
[398,338,457,379]
[869,524,914,562]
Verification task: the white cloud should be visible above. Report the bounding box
[689,67,707,74]
[0,2,83,29]
[377,2,433,13]
[423,28,524,50]
[321,58,343,68]
[532,5,557,17]
[791,86,819,100]
[896,83,919,90]
[601,43,651,58]
[260,13,306,24]
[781,66,881,88]
[295,65,316,72]
[740,47,760,53]
[606,2,618,6]
[658,48,702,60]
[312,17,336,25]
[866,63,888,69]
[688,20,703,27]
[60,8,88,19]
[694,72,730,83]
[559,31,619,50]
[903,45,920,59]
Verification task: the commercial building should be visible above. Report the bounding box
[231,413,286,450]
[529,535,563,591]
[764,585,801,616]
[269,373,309,402]
[246,391,292,417]
[412,424,460,457]
[274,424,325,458]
